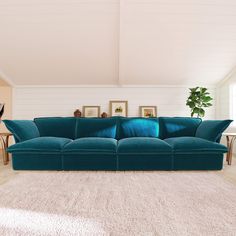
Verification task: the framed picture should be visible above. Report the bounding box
[83,106,100,118]
[140,106,157,118]
[110,101,128,117]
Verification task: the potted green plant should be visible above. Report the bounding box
[0,103,4,120]
[186,87,213,117]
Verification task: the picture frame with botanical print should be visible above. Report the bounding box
[110,101,128,117]
[83,106,100,118]
[140,106,157,118]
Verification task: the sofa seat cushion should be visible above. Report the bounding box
[7,137,72,153]
[117,137,172,154]
[63,137,117,154]
[164,137,227,154]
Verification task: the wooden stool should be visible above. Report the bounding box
[0,133,13,165]
[222,133,236,165]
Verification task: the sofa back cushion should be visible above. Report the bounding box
[3,120,40,143]
[117,117,159,139]
[34,117,76,139]
[159,117,202,139]
[195,120,232,142]
[75,117,117,139]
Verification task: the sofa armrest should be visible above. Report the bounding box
[195,120,232,142]
[3,120,40,143]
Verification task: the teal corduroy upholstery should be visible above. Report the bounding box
[118,137,171,153]
[8,137,72,170]
[11,153,63,170]
[159,117,202,139]
[4,116,231,171]
[64,137,117,153]
[164,137,228,153]
[195,119,233,142]
[7,137,72,153]
[63,138,117,170]
[118,117,159,139]
[75,118,117,139]
[3,120,40,143]
[117,137,172,170]
[164,137,227,170]
[172,153,224,170]
[34,117,76,139]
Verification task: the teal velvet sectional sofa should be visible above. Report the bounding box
[3,117,232,171]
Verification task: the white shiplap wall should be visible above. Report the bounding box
[13,86,215,119]
[216,82,230,120]
[216,69,236,129]
[216,70,236,150]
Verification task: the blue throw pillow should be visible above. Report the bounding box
[34,117,76,139]
[195,120,233,142]
[75,118,117,139]
[159,117,202,139]
[3,120,40,142]
[118,117,159,139]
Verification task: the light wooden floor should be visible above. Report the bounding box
[0,154,236,186]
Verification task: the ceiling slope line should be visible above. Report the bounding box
[217,65,236,87]
[0,69,15,87]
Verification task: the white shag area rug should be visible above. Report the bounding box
[0,171,236,236]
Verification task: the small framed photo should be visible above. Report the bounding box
[140,106,157,118]
[110,101,128,117]
[83,106,100,118]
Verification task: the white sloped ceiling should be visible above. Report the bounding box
[0,0,236,86]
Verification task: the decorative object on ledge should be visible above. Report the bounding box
[0,103,4,120]
[222,133,236,165]
[140,106,157,118]
[186,87,213,118]
[74,109,82,117]
[110,101,128,117]
[101,112,108,118]
[83,106,100,118]
[0,132,12,165]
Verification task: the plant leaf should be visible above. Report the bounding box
[200,87,207,94]
[203,96,213,102]
[199,108,205,117]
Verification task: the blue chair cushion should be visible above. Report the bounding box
[195,120,232,142]
[159,117,202,139]
[118,117,159,139]
[3,120,40,143]
[7,137,72,153]
[75,118,117,139]
[34,117,76,139]
[117,137,172,154]
[164,137,228,153]
[64,137,117,153]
